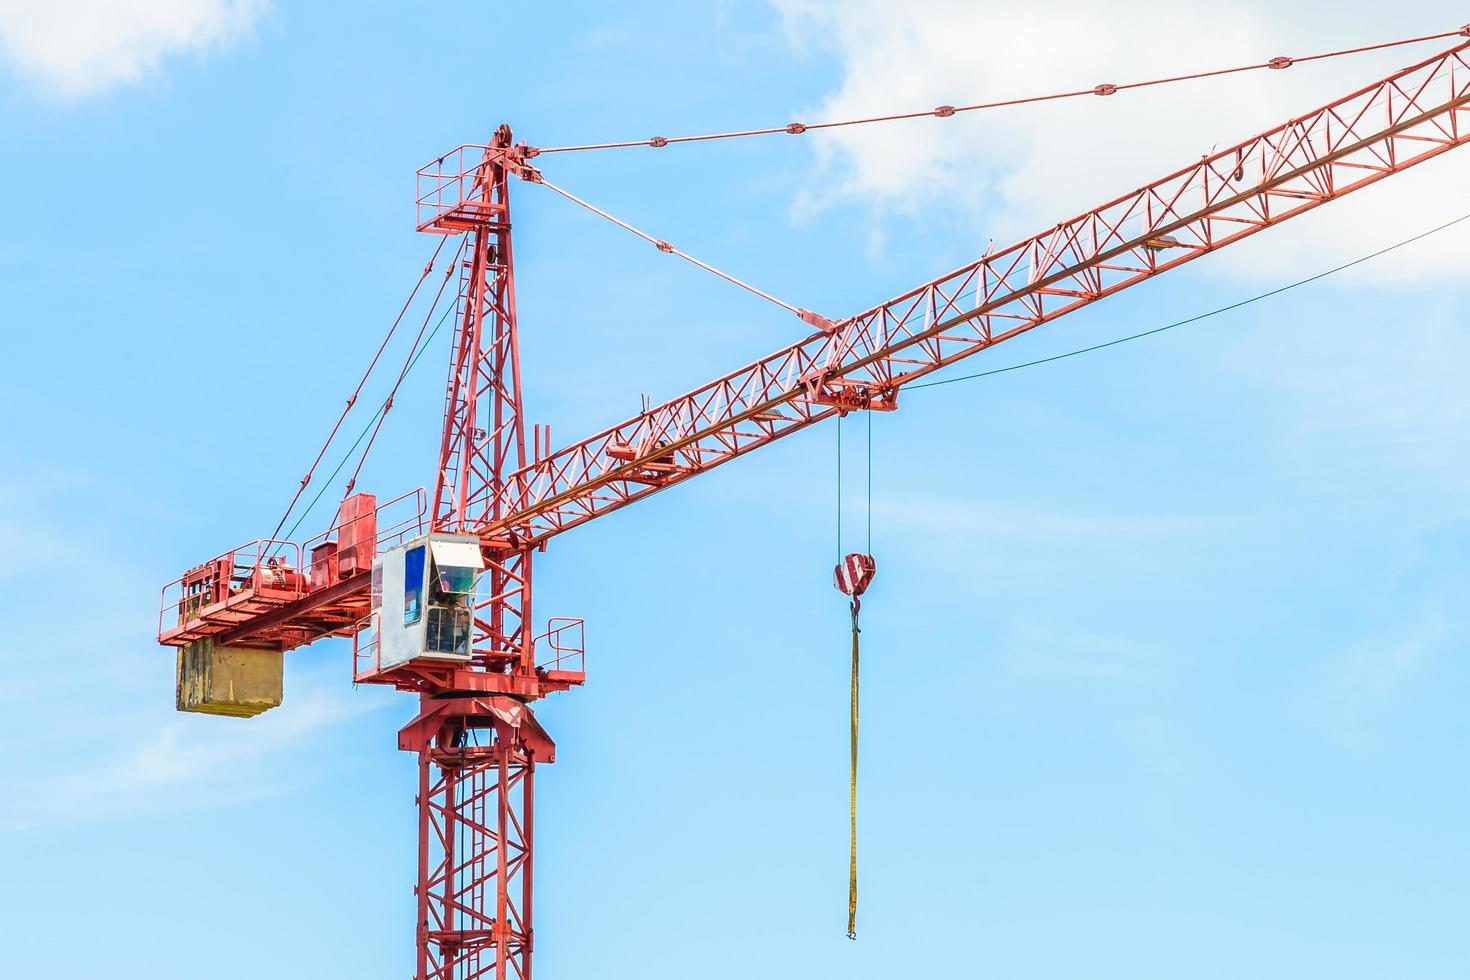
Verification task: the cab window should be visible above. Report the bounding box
[404,545,425,624]
[437,564,474,596]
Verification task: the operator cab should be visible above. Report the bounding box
[371,533,484,670]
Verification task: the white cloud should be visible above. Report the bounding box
[1291,604,1455,749]
[998,621,1164,682]
[775,0,1470,282]
[870,495,1207,541]
[1231,299,1470,489]
[0,678,385,830]
[0,0,267,98]
[0,461,388,832]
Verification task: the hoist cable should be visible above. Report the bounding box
[907,209,1470,392]
[848,599,860,941]
[533,175,806,316]
[267,237,448,544]
[834,409,873,941]
[826,210,1470,943]
[530,27,1469,156]
[835,413,842,560]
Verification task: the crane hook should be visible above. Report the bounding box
[833,551,875,939]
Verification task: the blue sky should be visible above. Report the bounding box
[2,2,1469,977]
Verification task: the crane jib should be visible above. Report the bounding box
[477,39,1470,547]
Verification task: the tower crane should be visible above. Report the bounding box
[157,30,1470,980]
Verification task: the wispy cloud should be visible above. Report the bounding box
[1290,602,1455,750]
[997,621,1165,682]
[0,0,268,99]
[1229,299,1470,491]
[0,470,79,579]
[0,461,388,832]
[0,678,385,831]
[773,0,1470,281]
[870,494,1210,542]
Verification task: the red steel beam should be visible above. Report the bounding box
[469,38,1470,547]
[216,570,370,647]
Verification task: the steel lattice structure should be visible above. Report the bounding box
[400,696,550,980]
[478,39,1470,546]
[158,33,1470,980]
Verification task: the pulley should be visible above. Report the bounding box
[833,552,876,607]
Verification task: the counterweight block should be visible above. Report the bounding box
[176,638,283,718]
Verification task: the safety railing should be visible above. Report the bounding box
[416,144,496,232]
[161,489,428,644]
[377,487,430,549]
[158,539,307,640]
[352,616,381,683]
[534,617,585,678]
[300,487,429,564]
[353,613,584,685]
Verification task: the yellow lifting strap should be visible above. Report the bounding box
[848,600,860,940]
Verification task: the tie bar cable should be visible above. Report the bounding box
[266,235,449,546]
[343,237,469,497]
[532,175,836,329]
[527,26,1470,156]
[279,245,467,546]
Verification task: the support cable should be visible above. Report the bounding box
[343,238,467,497]
[266,236,448,543]
[848,55,1445,350]
[281,404,386,546]
[530,27,1470,156]
[279,259,465,545]
[908,209,1470,392]
[533,176,814,319]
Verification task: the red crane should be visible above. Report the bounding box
[158,31,1470,980]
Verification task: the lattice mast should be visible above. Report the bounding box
[409,123,549,980]
[431,123,536,674]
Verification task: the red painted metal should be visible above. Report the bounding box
[397,696,553,980]
[164,40,1470,658]
[156,36,1470,978]
[422,126,544,690]
[157,488,426,650]
[834,553,876,599]
[376,126,567,980]
[473,39,1470,548]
